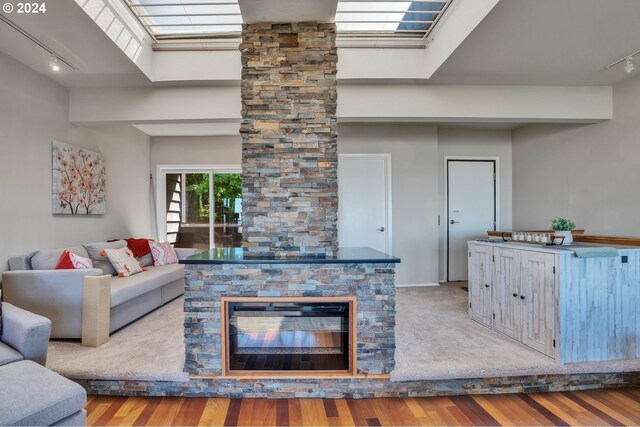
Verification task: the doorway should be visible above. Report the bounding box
[338,154,392,254]
[157,165,242,250]
[446,159,497,281]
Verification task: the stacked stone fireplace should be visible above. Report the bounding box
[183,22,397,378]
[240,22,339,258]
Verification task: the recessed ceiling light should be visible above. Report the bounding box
[49,55,61,72]
[625,57,636,74]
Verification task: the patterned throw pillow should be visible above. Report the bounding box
[55,250,94,270]
[149,241,179,266]
[70,253,94,269]
[84,240,127,276]
[102,248,143,278]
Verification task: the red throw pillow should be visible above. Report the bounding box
[126,238,152,258]
[55,250,75,270]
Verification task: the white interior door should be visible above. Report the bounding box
[339,155,390,253]
[447,160,496,281]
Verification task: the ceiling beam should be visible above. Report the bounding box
[238,0,338,23]
[70,84,612,130]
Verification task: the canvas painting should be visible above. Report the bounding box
[52,140,106,215]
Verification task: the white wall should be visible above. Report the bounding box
[151,136,241,170]
[512,73,640,235]
[437,128,512,281]
[338,123,440,285]
[0,52,151,272]
[149,127,514,286]
[152,129,442,285]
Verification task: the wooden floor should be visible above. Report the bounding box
[87,387,640,426]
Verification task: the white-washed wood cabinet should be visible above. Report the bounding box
[468,241,640,363]
[468,243,492,327]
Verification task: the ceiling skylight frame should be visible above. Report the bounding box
[335,0,454,41]
[123,0,243,41]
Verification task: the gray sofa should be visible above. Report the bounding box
[2,241,196,341]
[0,303,87,426]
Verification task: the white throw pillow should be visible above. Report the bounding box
[149,241,179,266]
[70,252,93,269]
[103,247,143,278]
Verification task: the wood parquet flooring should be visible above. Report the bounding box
[86,387,640,426]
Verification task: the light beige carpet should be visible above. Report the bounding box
[392,284,640,381]
[46,285,640,382]
[47,297,189,382]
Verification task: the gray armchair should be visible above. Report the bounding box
[0,302,51,366]
[0,303,88,426]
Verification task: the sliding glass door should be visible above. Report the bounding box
[160,168,242,250]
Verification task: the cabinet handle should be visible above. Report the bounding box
[512,293,518,297]
[520,295,526,300]
[485,284,490,288]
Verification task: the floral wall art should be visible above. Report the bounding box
[52,140,106,215]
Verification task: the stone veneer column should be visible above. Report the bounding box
[240,22,338,257]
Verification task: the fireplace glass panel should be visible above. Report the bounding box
[227,301,351,372]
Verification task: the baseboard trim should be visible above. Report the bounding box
[396,283,440,288]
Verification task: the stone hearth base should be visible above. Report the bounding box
[75,372,640,398]
[184,262,396,376]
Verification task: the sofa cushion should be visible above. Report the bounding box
[8,255,32,271]
[0,360,87,426]
[0,341,23,366]
[138,252,154,267]
[29,246,89,270]
[83,240,126,276]
[110,264,185,308]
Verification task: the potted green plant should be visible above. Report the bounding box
[551,217,576,245]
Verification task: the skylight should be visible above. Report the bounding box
[124,0,452,42]
[124,0,243,40]
[336,0,452,38]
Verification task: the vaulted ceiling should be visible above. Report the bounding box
[1,0,638,88]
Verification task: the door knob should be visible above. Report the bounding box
[450,220,460,224]
[377,227,385,232]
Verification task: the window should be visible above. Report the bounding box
[160,168,242,250]
[336,0,453,39]
[124,0,242,40]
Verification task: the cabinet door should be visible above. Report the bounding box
[493,247,521,339]
[468,244,493,326]
[521,251,556,357]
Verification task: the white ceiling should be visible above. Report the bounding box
[0,0,149,88]
[2,0,640,136]
[428,0,640,86]
[2,0,638,89]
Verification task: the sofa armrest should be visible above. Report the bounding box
[82,275,111,347]
[1,303,51,366]
[2,269,103,338]
[175,248,198,260]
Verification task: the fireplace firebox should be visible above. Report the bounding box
[222,297,355,375]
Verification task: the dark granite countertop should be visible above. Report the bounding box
[180,247,401,265]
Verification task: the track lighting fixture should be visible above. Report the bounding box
[625,57,636,74]
[606,49,640,74]
[49,55,61,72]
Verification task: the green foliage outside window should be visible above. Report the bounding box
[186,173,242,224]
[214,174,242,224]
